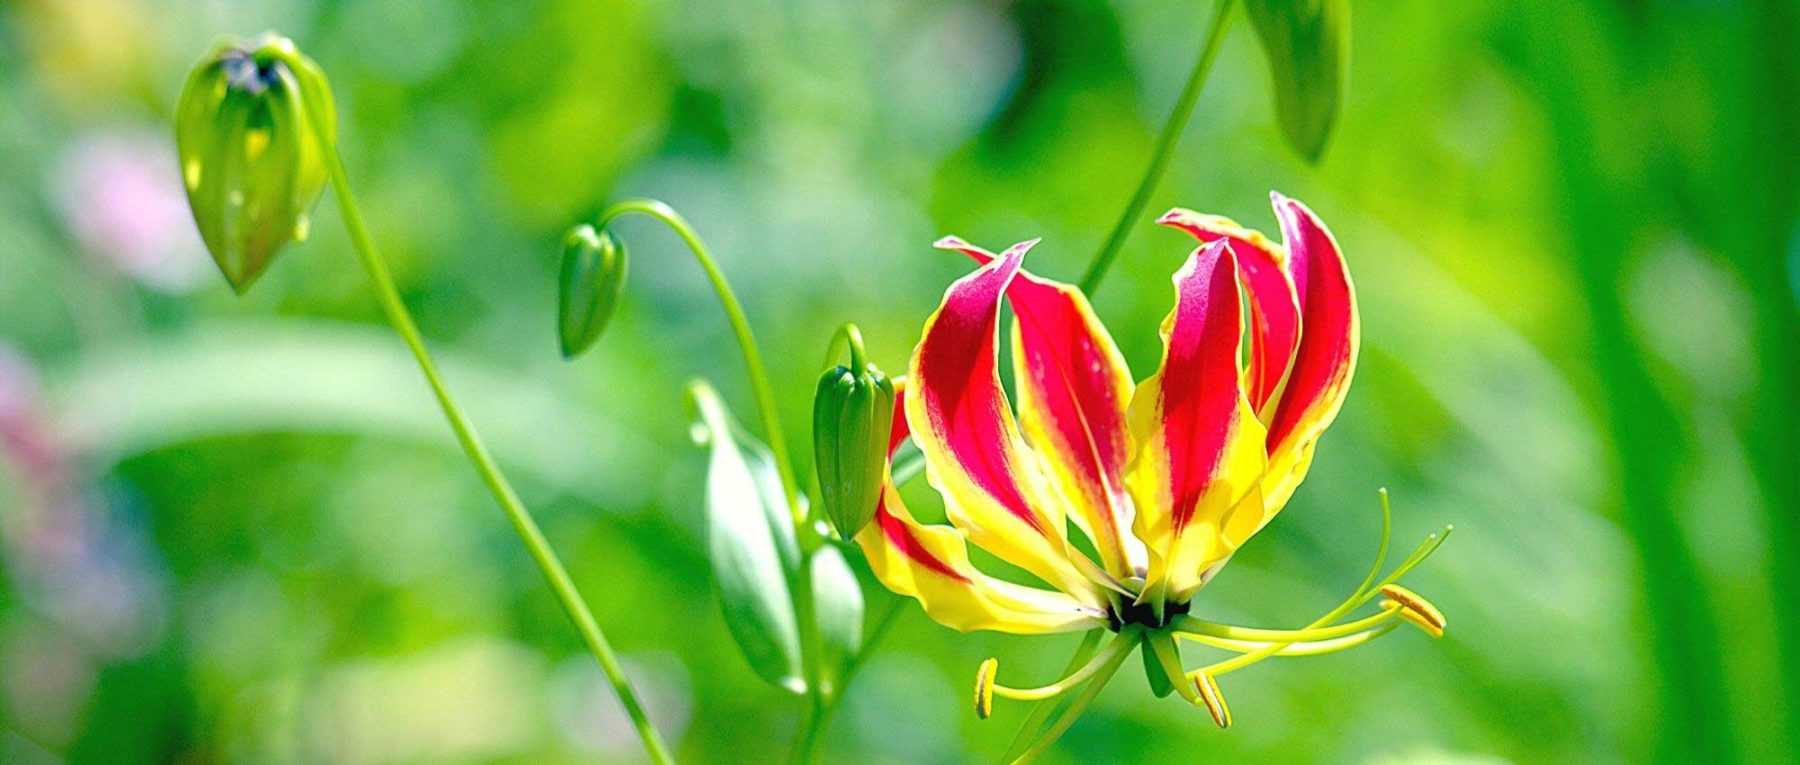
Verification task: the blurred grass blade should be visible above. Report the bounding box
[690,381,806,694]
[1244,0,1348,162]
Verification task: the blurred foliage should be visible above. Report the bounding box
[0,0,1795,764]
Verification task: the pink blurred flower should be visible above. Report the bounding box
[50,129,210,291]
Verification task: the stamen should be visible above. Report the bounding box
[973,658,998,719]
[1193,672,1231,728]
[1172,601,1402,643]
[982,631,1140,708]
[1178,494,1453,689]
[1180,622,1401,656]
[1383,598,1446,638]
[1368,525,1454,599]
[1378,584,1446,634]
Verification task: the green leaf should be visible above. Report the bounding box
[1244,0,1349,162]
[690,381,805,694]
[811,543,864,695]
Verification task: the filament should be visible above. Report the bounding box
[1180,622,1401,656]
[1172,601,1402,643]
[987,631,1140,702]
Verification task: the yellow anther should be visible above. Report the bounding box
[1193,672,1231,729]
[974,658,998,719]
[1379,584,1446,636]
[1387,603,1445,638]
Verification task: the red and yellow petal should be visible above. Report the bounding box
[855,382,1108,634]
[905,242,1101,601]
[1157,208,1300,419]
[858,484,1109,634]
[1124,240,1270,601]
[1260,193,1359,512]
[934,236,1141,578]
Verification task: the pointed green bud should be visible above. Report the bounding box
[557,224,628,359]
[1244,0,1348,163]
[812,330,895,538]
[175,32,337,293]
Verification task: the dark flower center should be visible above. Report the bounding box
[1108,598,1189,631]
[221,50,282,95]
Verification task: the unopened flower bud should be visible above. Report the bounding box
[557,224,628,359]
[812,334,894,537]
[175,33,336,293]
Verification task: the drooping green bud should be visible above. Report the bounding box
[812,328,895,538]
[175,33,337,293]
[557,224,628,359]
[1243,0,1348,163]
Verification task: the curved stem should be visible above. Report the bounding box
[789,557,826,765]
[822,323,869,373]
[1011,632,1139,764]
[1078,0,1236,295]
[303,114,673,764]
[795,594,906,763]
[589,201,823,762]
[596,199,802,514]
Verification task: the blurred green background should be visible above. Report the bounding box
[1,0,1795,763]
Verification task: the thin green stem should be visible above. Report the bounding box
[798,594,906,763]
[1001,629,1104,762]
[822,323,869,373]
[1078,0,1235,295]
[596,199,802,515]
[589,201,822,762]
[789,554,826,765]
[1012,632,1139,764]
[302,109,673,764]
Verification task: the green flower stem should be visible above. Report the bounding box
[794,593,906,763]
[789,542,828,765]
[301,114,673,764]
[595,199,803,515]
[588,201,830,762]
[1078,0,1236,295]
[822,323,869,373]
[1001,629,1104,762]
[1011,631,1139,764]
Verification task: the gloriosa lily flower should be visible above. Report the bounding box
[855,193,1448,729]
